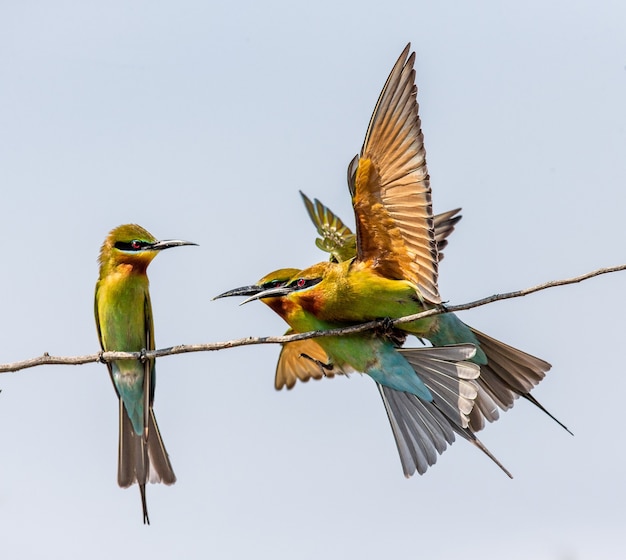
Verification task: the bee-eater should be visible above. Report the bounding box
[300,189,568,432]
[243,44,567,435]
[216,195,461,392]
[215,210,512,476]
[218,266,512,477]
[95,224,196,524]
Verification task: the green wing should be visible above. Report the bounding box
[301,190,461,263]
[300,191,356,263]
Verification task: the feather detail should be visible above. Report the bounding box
[274,335,353,390]
[376,343,481,476]
[468,327,570,434]
[353,44,440,303]
[378,384,455,476]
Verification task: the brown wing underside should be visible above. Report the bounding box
[274,332,351,390]
[352,44,440,304]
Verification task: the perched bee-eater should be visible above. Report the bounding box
[216,196,461,392]
[215,210,510,476]
[298,188,568,433]
[95,224,196,524]
[244,44,567,435]
[219,43,567,473]
[218,265,511,477]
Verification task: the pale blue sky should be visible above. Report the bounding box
[1,1,625,558]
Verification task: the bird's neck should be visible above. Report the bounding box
[99,259,150,280]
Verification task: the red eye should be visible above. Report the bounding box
[297,278,306,288]
[131,240,141,249]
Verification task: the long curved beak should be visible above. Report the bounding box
[213,285,263,300]
[239,286,291,305]
[150,239,198,251]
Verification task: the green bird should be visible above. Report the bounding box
[216,197,461,392]
[218,43,567,474]
[240,44,568,436]
[297,190,569,433]
[218,265,511,477]
[215,205,507,477]
[95,224,196,524]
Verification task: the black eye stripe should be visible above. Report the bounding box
[114,240,149,251]
[289,278,322,290]
[263,279,288,289]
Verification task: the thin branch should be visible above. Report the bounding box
[1,263,624,374]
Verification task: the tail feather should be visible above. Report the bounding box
[147,409,177,485]
[450,423,513,479]
[468,327,569,434]
[118,403,176,524]
[473,327,549,393]
[377,384,455,476]
[399,345,480,429]
[468,384,500,432]
[139,485,149,525]
[378,383,512,478]
[376,344,482,476]
[522,393,573,435]
[118,403,148,488]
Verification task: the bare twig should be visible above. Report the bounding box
[1,263,624,374]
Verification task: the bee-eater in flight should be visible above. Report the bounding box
[218,43,566,474]
[216,194,461,392]
[295,190,569,434]
[95,224,196,524]
[218,267,511,477]
[216,208,510,476]
[246,44,567,434]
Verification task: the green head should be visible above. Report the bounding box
[237,262,329,305]
[98,223,197,276]
[213,268,300,300]
[215,263,336,329]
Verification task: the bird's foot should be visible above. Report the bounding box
[374,317,406,347]
[139,348,148,363]
[97,351,107,364]
[377,317,395,333]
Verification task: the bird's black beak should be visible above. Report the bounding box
[213,285,264,300]
[239,286,292,305]
[149,239,198,251]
